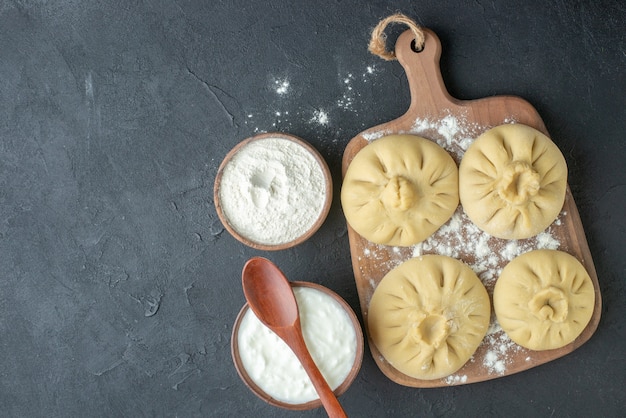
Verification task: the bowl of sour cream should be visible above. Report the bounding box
[231,281,363,410]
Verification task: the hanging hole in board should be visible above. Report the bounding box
[411,39,424,53]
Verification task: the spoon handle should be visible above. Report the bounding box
[286,324,348,418]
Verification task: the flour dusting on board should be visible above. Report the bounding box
[361,130,388,141]
[363,112,521,162]
[367,112,482,161]
[412,208,565,288]
[444,374,468,385]
[357,113,568,384]
[479,320,526,376]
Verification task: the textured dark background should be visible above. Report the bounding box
[1,0,624,416]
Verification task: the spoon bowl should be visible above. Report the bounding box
[241,257,299,328]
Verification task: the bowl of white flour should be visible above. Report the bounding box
[214,133,332,250]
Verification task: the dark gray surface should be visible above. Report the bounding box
[1,0,624,416]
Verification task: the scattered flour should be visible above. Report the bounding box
[444,374,468,385]
[336,66,378,112]
[411,113,483,161]
[364,111,484,161]
[249,65,379,131]
[536,231,560,249]
[274,78,290,95]
[311,109,330,126]
[480,320,525,375]
[361,130,388,141]
[411,207,565,288]
[337,72,356,110]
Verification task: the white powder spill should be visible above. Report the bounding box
[311,109,329,126]
[444,374,468,385]
[242,77,296,132]
[411,113,483,161]
[361,130,387,141]
[336,66,378,113]
[480,320,525,375]
[337,73,356,110]
[249,65,380,132]
[363,111,485,162]
[536,231,560,249]
[274,78,290,95]
[411,207,566,288]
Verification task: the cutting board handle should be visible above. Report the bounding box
[395,28,458,117]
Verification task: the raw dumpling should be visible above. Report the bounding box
[341,135,458,246]
[459,124,567,239]
[493,249,595,351]
[368,255,490,380]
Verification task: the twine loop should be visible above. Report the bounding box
[369,13,425,61]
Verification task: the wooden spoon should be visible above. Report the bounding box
[241,257,348,418]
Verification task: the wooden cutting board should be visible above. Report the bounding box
[341,28,601,387]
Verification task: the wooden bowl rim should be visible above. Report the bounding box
[231,281,364,410]
[214,132,333,251]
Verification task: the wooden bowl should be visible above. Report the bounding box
[231,281,364,410]
[214,132,332,251]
